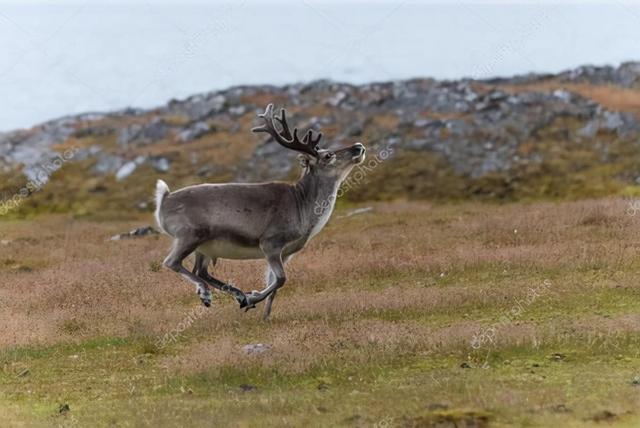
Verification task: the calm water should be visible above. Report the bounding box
[0,1,638,130]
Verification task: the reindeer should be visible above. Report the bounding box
[154,104,366,319]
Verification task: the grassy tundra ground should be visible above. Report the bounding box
[1,199,640,427]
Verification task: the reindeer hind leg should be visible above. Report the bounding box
[193,252,213,307]
[193,252,249,309]
[164,239,212,307]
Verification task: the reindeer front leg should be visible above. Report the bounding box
[263,290,277,320]
[262,255,292,320]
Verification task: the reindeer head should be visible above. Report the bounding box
[252,104,366,180]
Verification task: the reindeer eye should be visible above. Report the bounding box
[324,153,333,160]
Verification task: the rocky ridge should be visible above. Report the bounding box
[2,61,640,215]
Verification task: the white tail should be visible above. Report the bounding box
[154,179,170,233]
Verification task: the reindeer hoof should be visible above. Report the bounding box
[197,288,212,307]
[236,294,249,309]
[241,291,259,312]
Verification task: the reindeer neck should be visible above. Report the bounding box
[293,169,342,227]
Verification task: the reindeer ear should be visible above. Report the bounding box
[298,153,311,168]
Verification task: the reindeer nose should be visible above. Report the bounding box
[352,143,365,156]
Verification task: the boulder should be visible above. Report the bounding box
[150,156,171,173]
[93,152,124,175]
[110,226,160,241]
[117,118,168,148]
[178,121,212,143]
[181,94,226,120]
[115,161,138,181]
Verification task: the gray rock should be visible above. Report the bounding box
[445,119,467,136]
[115,161,138,181]
[574,110,640,138]
[553,89,572,103]
[475,101,490,111]
[150,156,171,173]
[242,343,271,355]
[94,153,124,175]
[73,145,102,161]
[559,61,640,88]
[618,62,640,87]
[144,118,168,140]
[578,120,600,138]
[413,118,431,128]
[407,139,431,150]
[196,163,224,178]
[182,94,226,120]
[340,207,373,218]
[327,91,347,107]
[110,226,160,241]
[117,118,168,148]
[0,119,75,185]
[465,91,479,103]
[603,111,624,130]
[118,117,169,148]
[615,112,640,136]
[178,121,212,143]
[229,105,246,116]
[117,124,143,147]
[488,90,508,101]
[113,155,147,181]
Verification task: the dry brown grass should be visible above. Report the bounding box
[1,199,640,426]
[0,198,638,348]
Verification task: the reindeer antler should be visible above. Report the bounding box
[251,104,322,157]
